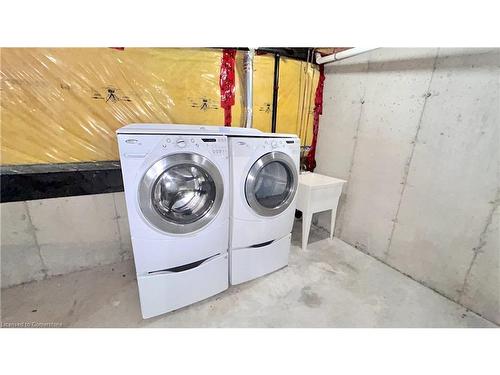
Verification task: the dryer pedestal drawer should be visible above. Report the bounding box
[230,234,291,285]
[137,253,228,319]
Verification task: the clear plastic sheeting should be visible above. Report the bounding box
[276,58,319,147]
[0,48,317,165]
[1,48,224,165]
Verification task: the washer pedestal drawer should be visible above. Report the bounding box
[230,234,291,285]
[137,253,228,319]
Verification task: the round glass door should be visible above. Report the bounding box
[152,164,216,224]
[245,151,298,217]
[138,153,224,234]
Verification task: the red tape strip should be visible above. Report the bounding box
[219,49,237,126]
[305,64,325,171]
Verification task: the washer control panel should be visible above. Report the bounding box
[119,134,228,160]
[160,135,228,158]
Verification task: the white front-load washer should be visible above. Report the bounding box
[228,133,300,285]
[117,124,230,318]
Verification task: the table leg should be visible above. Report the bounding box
[302,212,313,251]
[330,206,338,240]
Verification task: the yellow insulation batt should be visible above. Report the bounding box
[277,58,319,147]
[0,48,317,165]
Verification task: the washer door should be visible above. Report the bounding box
[245,151,298,217]
[138,153,224,234]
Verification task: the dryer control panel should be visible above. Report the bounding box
[229,136,300,159]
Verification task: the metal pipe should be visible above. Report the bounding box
[298,49,311,143]
[271,53,280,133]
[315,47,378,65]
[244,48,255,128]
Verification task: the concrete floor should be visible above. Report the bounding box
[1,222,496,327]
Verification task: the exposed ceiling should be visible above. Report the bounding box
[218,48,354,64]
[258,47,353,64]
[315,47,352,56]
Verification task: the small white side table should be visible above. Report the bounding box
[296,172,346,250]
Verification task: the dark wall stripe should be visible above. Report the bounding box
[1,161,124,203]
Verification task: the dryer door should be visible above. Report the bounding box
[245,151,298,217]
[138,153,224,234]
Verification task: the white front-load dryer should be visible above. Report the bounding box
[117,124,230,318]
[228,134,300,285]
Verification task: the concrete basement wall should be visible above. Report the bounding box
[315,48,500,325]
[1,193,133,288]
